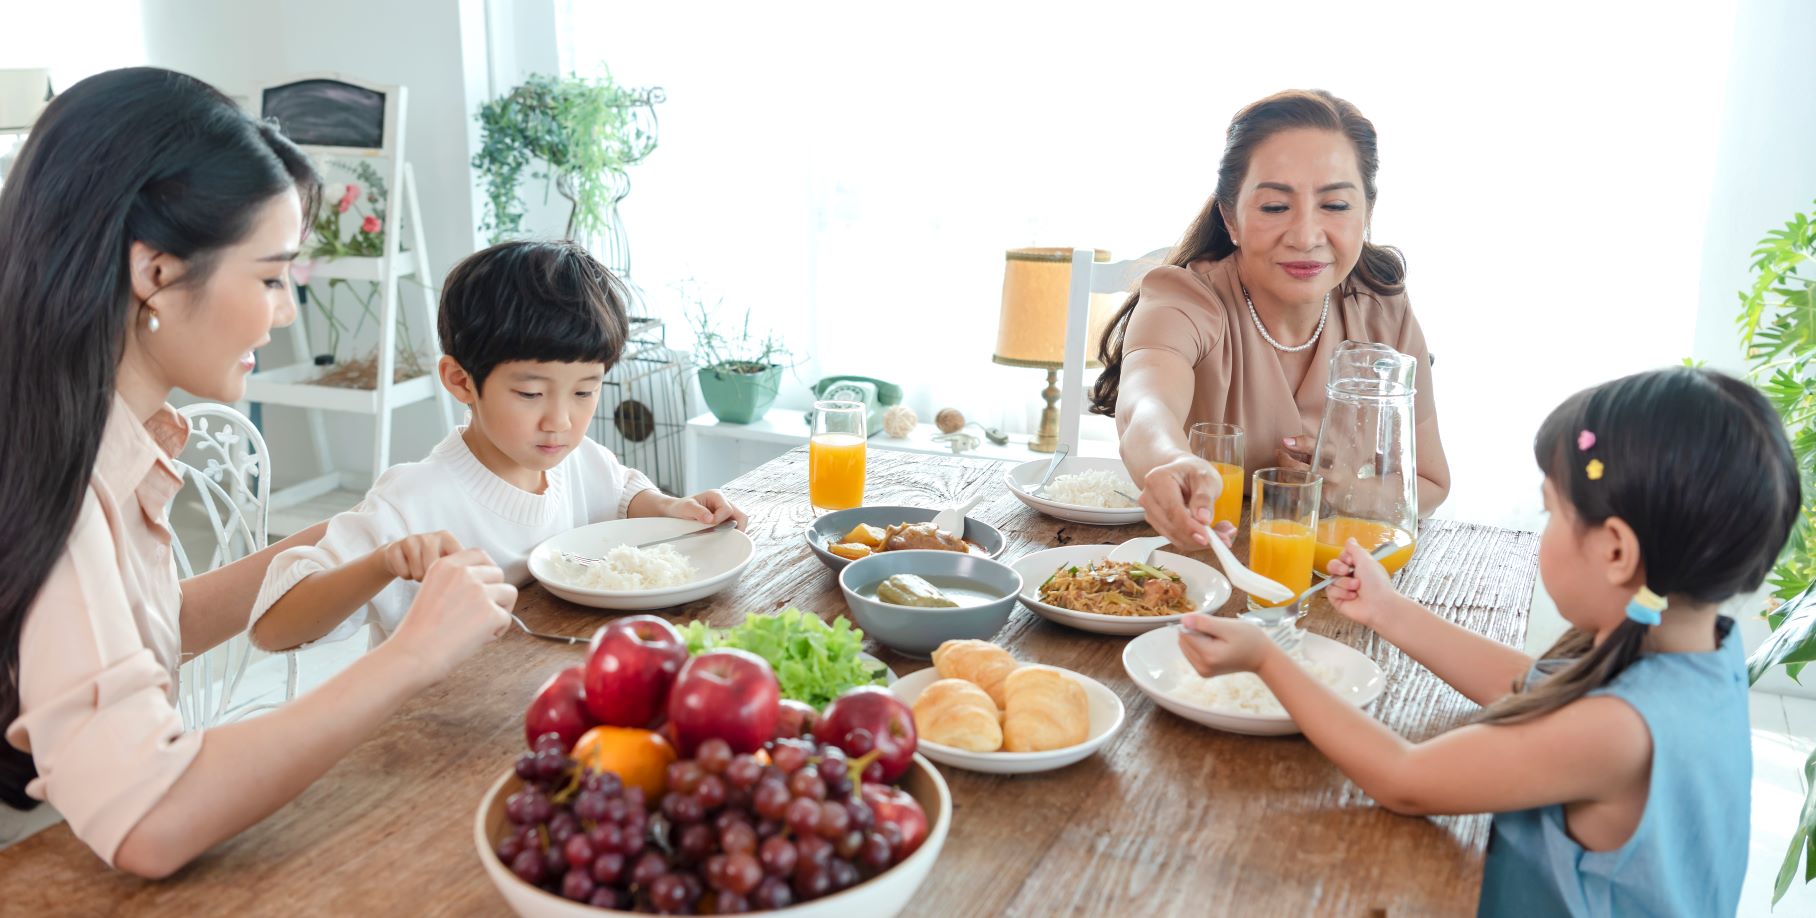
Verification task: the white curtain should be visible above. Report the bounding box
[556,0,1736,527]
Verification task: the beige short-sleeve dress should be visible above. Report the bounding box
[1120,255,1446,490]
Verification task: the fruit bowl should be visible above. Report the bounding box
[475,755,952,917]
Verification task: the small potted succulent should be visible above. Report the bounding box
[685,294,792,425]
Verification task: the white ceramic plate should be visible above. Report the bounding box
[527,518,754,611]
[859,652,898,685]
[1010,545,1231,636]
[1122,627,1387,736]
[1003,456,1148,526]
[888,664,1125,774]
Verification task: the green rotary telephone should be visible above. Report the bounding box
[806,376,903,437]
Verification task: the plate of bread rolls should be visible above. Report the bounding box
[1011,545,1232,635]
[888,639,1126,774]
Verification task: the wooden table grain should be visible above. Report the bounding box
[0,448,1537,917]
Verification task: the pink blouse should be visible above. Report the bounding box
[4,396,199,865]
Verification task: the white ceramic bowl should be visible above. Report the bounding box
[887,665,1124,774]
[476,755,952,917]
[1121,627,1387,736]
[528,518,755,611]
[1003,456,1148,526]
[1010,545,1231,636]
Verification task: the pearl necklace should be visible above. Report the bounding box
[1242,283,1329,353]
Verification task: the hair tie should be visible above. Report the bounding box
[1626,586,1666,626]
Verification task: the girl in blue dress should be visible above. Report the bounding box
[1179,366,1797,917]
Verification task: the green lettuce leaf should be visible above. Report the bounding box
[683,608,885,709]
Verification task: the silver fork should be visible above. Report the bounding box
[559,519,736,567]
[512,614,586,644]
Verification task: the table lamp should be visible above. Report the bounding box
[993,247,1113,453]
[0,69,52,187]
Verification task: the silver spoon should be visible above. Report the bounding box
[1028,443,1071,497]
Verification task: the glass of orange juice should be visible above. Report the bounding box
[1188,422,1244,528]
[1244,468,1320,614]
[809,400,867,511]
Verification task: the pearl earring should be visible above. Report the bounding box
[147,311,160,333]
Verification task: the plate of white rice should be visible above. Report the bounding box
[528,518,755,611]
[1004,456,1147,526]
[1121,627,1386,736]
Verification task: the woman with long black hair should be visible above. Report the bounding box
[0,68,515,877]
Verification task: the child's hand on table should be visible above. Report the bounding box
[662,490,749,530]
[1177,612,1274,676]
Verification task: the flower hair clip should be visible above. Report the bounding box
[1578,429,1604,480]
[1627,585,1666,626]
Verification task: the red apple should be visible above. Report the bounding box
[667,649,780,756]
[583,615,689,728]
[774,699,819,740]
[816,687,917,783]
[525,666,598,751]
[862,782,929,859]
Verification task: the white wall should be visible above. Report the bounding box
[1692,0,1816,372]
[140,0,492,487]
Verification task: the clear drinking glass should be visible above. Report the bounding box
[1245,468,1321,610]
[1189,422,1245,528]
[809,400,867,511]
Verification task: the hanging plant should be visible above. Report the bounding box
[472,71,662,243]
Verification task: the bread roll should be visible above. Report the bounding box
[1001,667,1088,752]
[912,679,1003,752]
[931,639,1018,707]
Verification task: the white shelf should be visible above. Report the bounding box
[244,362,440,415]
[299,249,417,283]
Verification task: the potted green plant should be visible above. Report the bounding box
[471,70,661,245]
[685,294,793,425]
[1737,200,1816,906]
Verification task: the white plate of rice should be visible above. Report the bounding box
[1121,627,1386,736]
[1004,457,1147,526]
[528,518,755,611]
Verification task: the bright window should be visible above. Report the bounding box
[557,1,1736,526]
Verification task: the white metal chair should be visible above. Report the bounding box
[1056,246,1171,452]
[171,403,296,728]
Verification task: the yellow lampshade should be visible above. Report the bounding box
[993,247,1116,370]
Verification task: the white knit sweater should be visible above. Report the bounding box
[251,427,655,645]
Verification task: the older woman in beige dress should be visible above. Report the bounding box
[1092,90,1450,550]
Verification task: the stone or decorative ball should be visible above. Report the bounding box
[935,408,965,434]
[881,404,917,438]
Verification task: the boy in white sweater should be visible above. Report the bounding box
[249,241,744,650]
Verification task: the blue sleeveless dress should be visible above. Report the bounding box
[1478,617,1749,917]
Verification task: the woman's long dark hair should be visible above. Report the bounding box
[1089,89,1405,415]
[0,68,318,808]
[1479,367,1800,725]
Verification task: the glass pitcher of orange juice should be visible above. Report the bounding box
[1310,341,1419,578]
[809,400,867,510]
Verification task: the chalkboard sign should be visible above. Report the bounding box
[261,79,387,151]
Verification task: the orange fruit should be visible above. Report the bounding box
[571,726,676,799]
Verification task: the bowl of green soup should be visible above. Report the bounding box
[838,550,1022,656]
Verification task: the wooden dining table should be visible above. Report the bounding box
[0,448,1538,917]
